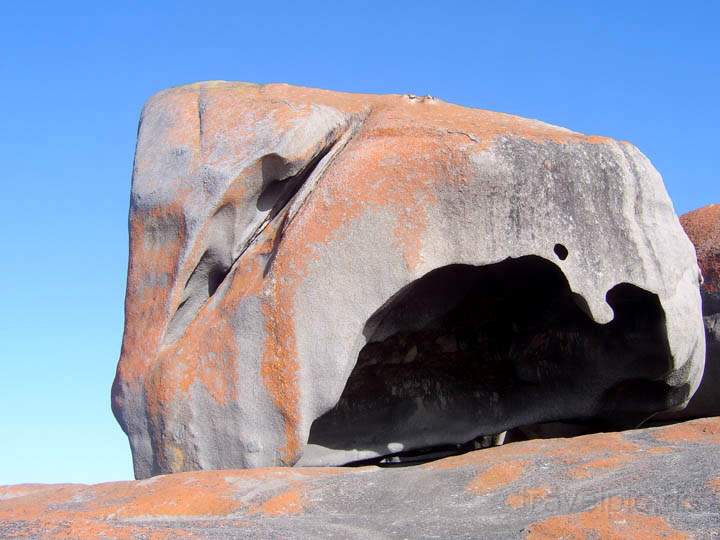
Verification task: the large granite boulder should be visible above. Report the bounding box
[111,81,704,479]
[677,204,720,417]
[3,417,719,538]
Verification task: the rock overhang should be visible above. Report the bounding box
[112,81,705,478]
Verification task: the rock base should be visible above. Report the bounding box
[2,417,719,539]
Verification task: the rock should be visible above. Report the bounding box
[111,81,704,479]
[676,204,720,417]
[3,417,719,538]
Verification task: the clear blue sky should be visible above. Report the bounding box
[1,1,718,485]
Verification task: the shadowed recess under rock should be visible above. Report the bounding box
[303,256,686,466]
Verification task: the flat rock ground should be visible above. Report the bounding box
[1,418,719,539]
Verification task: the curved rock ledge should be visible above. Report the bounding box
[2,417,719,539]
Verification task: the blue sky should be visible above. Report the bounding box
[1,1,718,484]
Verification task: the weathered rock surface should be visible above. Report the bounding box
[2,417,719,538]
[111,81,705,479]
[677,204,720,417]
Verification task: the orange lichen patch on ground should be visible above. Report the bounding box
[506,486,551,509]
[424,437,546,472]
[100,471,240,518]
[223,464,354,486]
[9,471,239,523]
[249,485,306,517]
[526,497,689,540]
[708,477,720,493]
[20,521,192,540]
[569,454,637,479]
[419,440,546,471]
[0,482,200,539]
[0,468,323,538]
[467,460,528,495]
[1,473,244,537]
[0,484,80,521]
[545,431,641,465]
[653,417,720,445]
[0,483,79,501]
[646,446,674,455]
[54,521,195,540]
[288,464,360,479]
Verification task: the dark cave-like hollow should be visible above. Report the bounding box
[305,255,687,466]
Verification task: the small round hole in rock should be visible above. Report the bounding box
[554,243,569,260]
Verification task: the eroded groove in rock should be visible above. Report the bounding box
[258,140,337,220]
[163,137,342,346]
[112,82,704,479]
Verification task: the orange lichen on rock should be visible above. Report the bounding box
[0,483,77,501]
[260,288,302,466]
[710,477,720,492]
[103,471,240,518]
[425,438,545,472]
[680,204,720,293]
[115,200,189,387]
[0,473,237,539]
[0,466,334,538]
[2,416,718,539]
[569,454,637,479]
[249,485,306,517]
[546,432,641,463]
[646,446,674,455]
[146,217,272,409]
[467,460,528,495]
[0,484,79,523]
[653,416,720,445]
[507,486,551,509]
[112,81,705,480]
[526,497,690,540]
[1,472,239,521]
